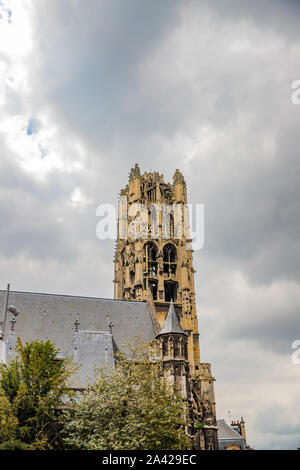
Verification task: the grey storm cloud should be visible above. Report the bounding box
[0,143,73,260]
[30,0,300,142]
[30,0,181,145]
[1,0,300,449]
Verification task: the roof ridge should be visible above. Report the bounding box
[0,290,147,303]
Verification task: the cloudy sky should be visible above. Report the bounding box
[1,0,300,449]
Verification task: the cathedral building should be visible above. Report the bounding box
[0,164,218,450]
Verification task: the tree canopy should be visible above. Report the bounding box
[0,338,75,449]
[0,337,190,450]
[61,339,190,450]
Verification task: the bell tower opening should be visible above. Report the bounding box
[149,279,158,300]
[145,241,158,276]
[164,280,177,302]
[163,243,177,275]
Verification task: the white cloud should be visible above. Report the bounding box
[0,0,33,59]
[0,112,86,179]
[0,0,88,181]
[70,187,94,212]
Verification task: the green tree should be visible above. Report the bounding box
[0,387,18,443]
[61,339,190,450]
[0,338,76,449]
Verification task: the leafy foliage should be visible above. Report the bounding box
[61,339,190,450]
[0,338,76,449]
[0,387,18,442]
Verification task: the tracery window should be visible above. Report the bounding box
[144,241,158,276]
[163,243,177,275]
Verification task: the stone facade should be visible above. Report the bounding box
[114,164,218,450]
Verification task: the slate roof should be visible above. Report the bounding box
[69,330,115,389]
[217,419,244,440]
[0,290,156,388]
[0,290,155,350]
[217,419,246,450]
[157,299,187,337]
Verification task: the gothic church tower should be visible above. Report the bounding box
[114,164,218,449]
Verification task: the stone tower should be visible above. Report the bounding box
[114,164,218,449]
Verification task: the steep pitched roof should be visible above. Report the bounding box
[217,419,244,440]
[157,299,187,337]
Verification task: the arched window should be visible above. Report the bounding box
[144,241,158,276]
[163,243,177,275]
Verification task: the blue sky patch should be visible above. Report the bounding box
[26,119,39,136]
